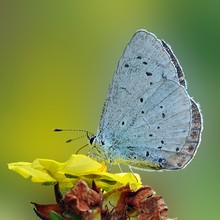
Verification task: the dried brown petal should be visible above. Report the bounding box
[127,186,168,220]
[32,203,63,220]
[63,180,102,217]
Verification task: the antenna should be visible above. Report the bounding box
[53,128,95,153]
[66,134,87,143]
[54,128,94,135]
[54,128,94,137]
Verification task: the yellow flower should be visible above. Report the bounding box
[8,154,141,191]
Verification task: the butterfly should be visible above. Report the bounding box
[87,29,203,171]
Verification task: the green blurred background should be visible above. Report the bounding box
[1,1,218,219]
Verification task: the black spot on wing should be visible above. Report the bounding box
[146,72,153,76]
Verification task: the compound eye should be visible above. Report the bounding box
[89,136,96,145]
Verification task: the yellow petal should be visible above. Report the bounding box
[114,172,142,189]
[61,154,105,175]
[8,162,56,182]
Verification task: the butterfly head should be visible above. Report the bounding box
[88,135,116,165]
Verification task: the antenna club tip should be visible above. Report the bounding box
[53,128,63,132]
[66,139,72,143]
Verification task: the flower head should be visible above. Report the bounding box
[8,154,141,191]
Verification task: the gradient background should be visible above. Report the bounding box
[1,1,218,219]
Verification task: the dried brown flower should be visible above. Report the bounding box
[32,180,168,220]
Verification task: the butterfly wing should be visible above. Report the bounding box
[95,30,202,170]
